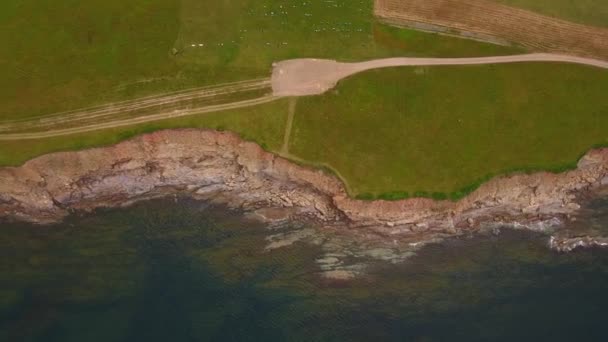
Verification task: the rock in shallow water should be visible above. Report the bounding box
[549,235,608,252]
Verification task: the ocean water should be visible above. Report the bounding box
[1,198,608,341]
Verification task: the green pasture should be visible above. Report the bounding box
[289,63,608,199]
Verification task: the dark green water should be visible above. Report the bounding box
[2,198,608,342]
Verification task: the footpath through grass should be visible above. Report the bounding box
[491,0,608,27]
[290,63,608,199]
[0,0,520,120]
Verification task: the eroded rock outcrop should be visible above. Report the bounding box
[0,130,345,224]
[549,235,608,252]
[1,129,608,244]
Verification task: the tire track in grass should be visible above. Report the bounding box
[280,97,297,155]
[0,78,271,133]
[0,95,279,141]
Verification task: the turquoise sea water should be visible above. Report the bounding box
[1,198,608,341]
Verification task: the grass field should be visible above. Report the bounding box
[2,62,607,201]
[289,63,608,199]
[0,99,289,166]
[2,1,607,200]
[0,0,519,121]
[491,0,608,27]
[0,0,181,120]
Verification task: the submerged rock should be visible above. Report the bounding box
[549,235,608,252]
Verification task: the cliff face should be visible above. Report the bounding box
[1,129,608,241]
[0,130,345,224]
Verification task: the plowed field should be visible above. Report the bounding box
[374,0,608,60]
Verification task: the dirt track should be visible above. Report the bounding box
[272,53,608,96]
[374,0,608,60]
[0,95,278,141]
[0,79,271,134]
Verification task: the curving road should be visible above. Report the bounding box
[271,53,608,96]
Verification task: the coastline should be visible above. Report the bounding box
[1,128,608,251]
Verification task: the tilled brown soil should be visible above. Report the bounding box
[374,0,608,60]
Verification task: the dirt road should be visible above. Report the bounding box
[0,95,278,141]
[271,53,608,96]
[0,78,271,134]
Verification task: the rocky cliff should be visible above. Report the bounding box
[1,129,608,247]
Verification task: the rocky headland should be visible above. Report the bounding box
[1,129,608,256]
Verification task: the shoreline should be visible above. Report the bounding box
[2,129,608,252]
